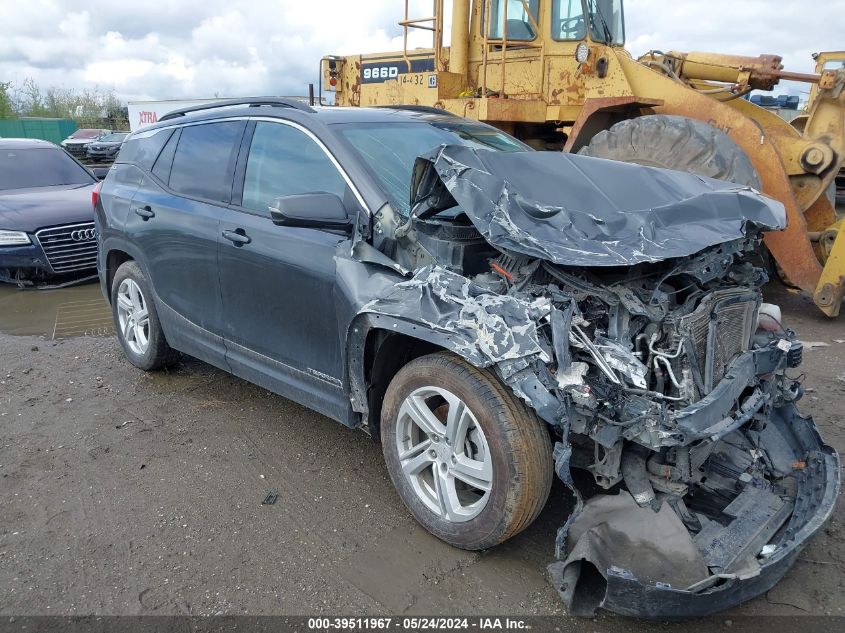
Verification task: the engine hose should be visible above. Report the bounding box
[621,445,656,508]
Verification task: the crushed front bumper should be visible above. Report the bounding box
[548,341,840,619]
[0,240,52,281]
[552,405,838,618]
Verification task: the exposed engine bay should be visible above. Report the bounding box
[354,145,839,617]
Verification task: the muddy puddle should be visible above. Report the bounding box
[0,280,113,339]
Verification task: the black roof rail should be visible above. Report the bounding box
[159,97,316,122]
[376,104,456,116]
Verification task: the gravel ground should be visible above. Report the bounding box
[0,281,842,626]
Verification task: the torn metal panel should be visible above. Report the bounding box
[692,486,792,573]
[552,490,711,617]
[359,265,545,366]
[495,359,561,424]
[549,406,839,619]
[552,440,583,561]
[411,145,787,267]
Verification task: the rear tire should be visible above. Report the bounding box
[111,260,179,371]
[579,114,761,189]
[381,352,553,550]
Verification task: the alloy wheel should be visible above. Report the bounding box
[395,386,493,522]
[116,278,150,356]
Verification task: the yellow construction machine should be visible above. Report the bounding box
[804,51,845,116]
[793,51,845,211]
[321,0,845,316]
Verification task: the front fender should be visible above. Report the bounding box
[344,311,485,419]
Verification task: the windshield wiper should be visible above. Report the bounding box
[588,0,614,44]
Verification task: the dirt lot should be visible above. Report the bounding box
[0,280,842,624]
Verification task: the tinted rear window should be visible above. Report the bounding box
[168,121,244,203]
[118,128,174,169]
[0,147,95,190]
[152,129,180,183]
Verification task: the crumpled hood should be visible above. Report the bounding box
[410,145,787,267]
[0,184,95,233]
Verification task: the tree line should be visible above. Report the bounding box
[0,79,129,130]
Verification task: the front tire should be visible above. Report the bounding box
[111,260,179,371]
[381,352,552,550]
[579,114,761,188]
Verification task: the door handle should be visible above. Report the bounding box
[222,229,251,246]
[133,205,155,220]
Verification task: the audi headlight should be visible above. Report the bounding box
[0,230,31,246]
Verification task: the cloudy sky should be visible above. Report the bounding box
[1,0,842,103]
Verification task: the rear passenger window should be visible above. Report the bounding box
[152,128,180,183]
[241,122,347,215]
[169,121,244,203]
[118,127,173,169]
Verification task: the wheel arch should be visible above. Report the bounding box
[104,248,133,302]
[101,236,149,303]
[346,312,475,438]
[563,96,664,153]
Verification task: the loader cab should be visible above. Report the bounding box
[484,0,625,46]
[815,52,845,73]
[807,52,845,108]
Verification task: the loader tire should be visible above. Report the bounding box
[579,114,761,189]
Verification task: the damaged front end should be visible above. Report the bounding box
[536,261,839,617]
[361,145,840,618]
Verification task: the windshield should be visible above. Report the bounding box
[0,147,95,190]
[335,120,528,215]
[586,0,624,45]
[99,133,128,142]
[822,59,845,70]
[69,129,103,140]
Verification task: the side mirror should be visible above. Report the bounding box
[269,193,352,231]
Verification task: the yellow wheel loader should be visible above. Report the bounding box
[793,51,845,210]
[321,0,845,316]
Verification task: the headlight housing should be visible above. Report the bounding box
[0,230,32,246]
[575,42,590,64]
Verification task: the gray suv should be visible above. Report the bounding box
[95,98,838,618]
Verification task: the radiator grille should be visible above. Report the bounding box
[679,288,758,393]
[35,222,98,274]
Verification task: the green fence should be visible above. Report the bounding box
[0,117,78,145]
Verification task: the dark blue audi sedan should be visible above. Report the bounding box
[0,139,99,285]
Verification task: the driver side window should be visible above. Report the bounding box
[241,121,348,216]
[552,0,587,40]
[487,0,539,41]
